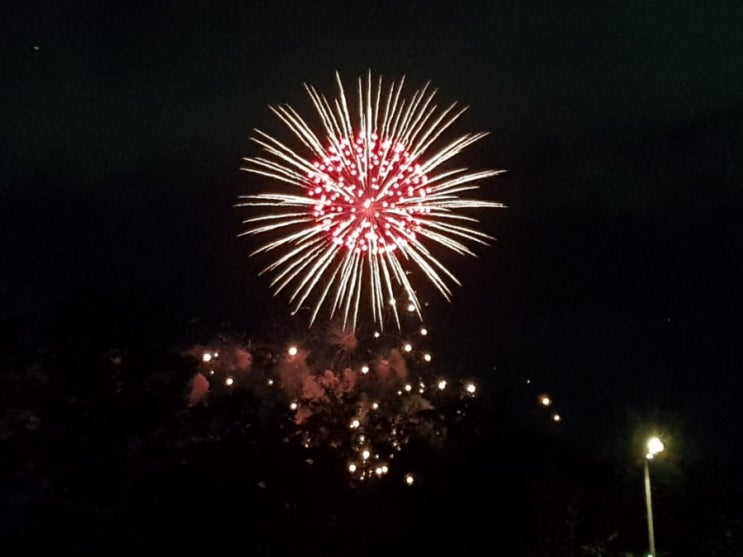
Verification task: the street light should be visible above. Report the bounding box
[644,436,664,557]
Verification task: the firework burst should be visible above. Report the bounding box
[239,72,504,328]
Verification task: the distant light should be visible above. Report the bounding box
[288,345,298,357]
[209,369,215,376]
[420,328,428,336]
[267,378,274,386]
[423,353,432,362]
[350,419,360,429]
[389,298,396,306]
[375,467,383,475]
[552,413,561,422]
[540,395,552,407]
[465,382,477,394]
[348,463,357,473]
[202,353,212,363]
[404,384,412,392]
[403,343,413,352]
[381,465,388,473]
[362,449,370,460]
[373,331,381,338]
[213,352,219,358]
[371,402,379,410]
[438,379,447,390]
[361,365,370,374]
[407,303,416,312]
[405,473,415,486]
[290,402,298,411]
[225,377,234,386]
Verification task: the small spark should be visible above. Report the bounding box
[362,449,370,460]
[404,384,412,392]
[465,382,477,394]
[423,353,432,362]
[552,413,561,422]
[348,463,357,473]
[202,352,212,363]
[438,379,447,390]
[540,395,552,407]
[290,402,298,411]
[403,343,413,352]
[420,328,428,336]
[225,377,234,386]
[350,419,360,429]
[267,378,274,386]
[361,365,370,374]
[371,402,379,410]
[405,473,415,486]
[287,345,298,357]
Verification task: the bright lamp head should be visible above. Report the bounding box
[646,436,664,459]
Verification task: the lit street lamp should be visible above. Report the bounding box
[644,436,664,557]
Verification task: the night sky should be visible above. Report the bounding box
[3,1,743,552]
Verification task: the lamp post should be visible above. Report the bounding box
[644,436,664,557]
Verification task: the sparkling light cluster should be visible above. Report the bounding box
[283,328,479,483]
[307,132,431,255]
[239,72,504,328]
[189,324,480,485]
[534,388,563,424]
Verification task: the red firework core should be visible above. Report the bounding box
[307,133,432,254]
